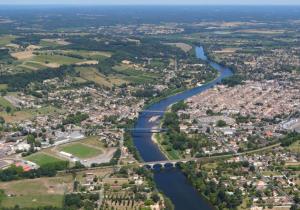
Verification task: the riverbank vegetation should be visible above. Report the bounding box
[155,101,216,159]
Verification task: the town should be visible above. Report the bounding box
[0,4,299,210]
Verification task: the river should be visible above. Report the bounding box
[132,46,233,210]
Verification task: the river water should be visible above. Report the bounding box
[132,46,233,210]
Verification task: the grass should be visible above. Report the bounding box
[288,140,300,153]
[202,162,218,170]
[81,136,105,148]
[32,54,83,65]
[0,106,63,123]
[63,50,111,60]
[0,35,16,47]
[113,64,159,84]
[39,40,62,48]
[26,106,64,116]
[0,111,32,123]
[261,170,281,176]
[154,133,181,160]
[1,194,63,208]
[72,76,87,84]
[59,142,102,159]
[0,97,14,109]
[0,84,8,91]
[25,153,66,166]
[21,61,49,70]
[76,66,127,87]
[76,67,113,87]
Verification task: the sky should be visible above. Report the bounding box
[0,0,300,5]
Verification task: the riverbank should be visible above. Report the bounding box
[151,133,182,160]
[132,46,233,210]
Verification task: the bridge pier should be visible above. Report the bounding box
[140,159,198,170]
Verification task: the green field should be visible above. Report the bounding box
[2,194,63,208]
[288,140,300,153]
[0,84,8,91]
[63,50,111,60]
[21,61,49,70]
[113,64,159,84]
[76,67,113,87]
[0,97,14,110]
[0,35,16,47]
[0,175,72,208]
[0,105,63,123]
[81,136,105,148]
[59,142,102,159]
[25,153,65,166]
[76,66,127,87]
[39,40,67,48]
[32,54,83,65]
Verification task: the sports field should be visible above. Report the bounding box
[25,153,66,166]
[59,142,102,159]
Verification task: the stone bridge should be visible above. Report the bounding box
[139,158,199,169]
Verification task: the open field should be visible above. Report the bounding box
[11,51,34,60]
[0,35,16,47]
[25,153,66,166]
[13,51,88,70]
[261,170,281,176]
[0,97,14,110]
[113,64,159,84]
[76,66,113,87]
[165,42,193,52]
[62,50,112,59]
[20,61,50,71]
[27,106,64,115]
[32,54,83,66]
[288,140,300,153]
[0,106,64,123]
[76,66,127,87]
[40,39,71,47]
[59,142,102,159]
[0,175,73,208]
[213,48,240,54]
[80,135,105,148]
[236,29,286,34]
[2,194,63,208]
[0,111,32,123]
[0,84,8,91]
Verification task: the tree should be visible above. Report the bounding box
[5,106,11,113]
[26,134,36,145]
[216,120,227,127]
[0,116,5,124]
[151,193,160,203]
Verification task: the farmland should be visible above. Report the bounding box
[76,66,116,87]
[112,64,160,84]
[0,35,16,47]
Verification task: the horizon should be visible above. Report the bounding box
[1,4,300,6]
[1,0,300,6]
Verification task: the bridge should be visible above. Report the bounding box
[126,128,168,133]
[139,158,199,169]
[94,128,168,133]
[139,110,165,114]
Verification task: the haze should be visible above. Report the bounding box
[1,0,300,5]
